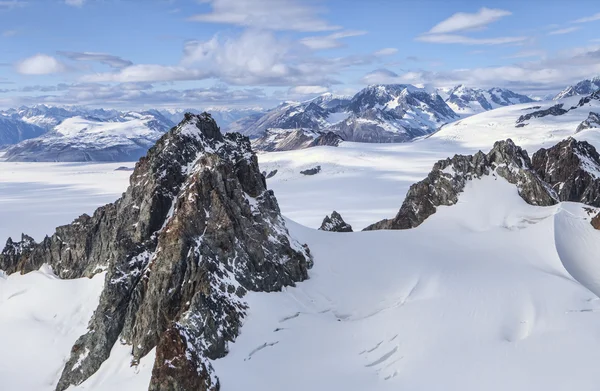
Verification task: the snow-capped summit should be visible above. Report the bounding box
[554,77,600,100]
[329,84,458,142]
[308,92,352,110]
[442,85,533,115]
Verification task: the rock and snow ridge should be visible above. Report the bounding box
[554,76,600,100]
[365,137,600,231]
[0,112,312,391]
[364,139,557,230]
[440,85,534,115]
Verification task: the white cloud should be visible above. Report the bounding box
[362,46,600,95]
[83,64,209,83]
[83,30,379,87]
[548,27,580,35]
[428,7,511,34]
[15,54,67,75]
[57,51,133,68]
[1,29,16,37]
[573,13,600,23]
[289,85,329,95]
[0,82,275,109]
[65,0,84,6]
[417,34,527,45]
[300,30,366,50]
[374,48,398,56]
[505,49,546,59]
[0,1,27,10]
[188,0,340,32]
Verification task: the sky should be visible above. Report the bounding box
[1,0,600,109]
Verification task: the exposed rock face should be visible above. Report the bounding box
[576,112,600,132]
[0,113,312,391]
[516,104,568,124]
[252,128,342,152]
[364,139,557,230]
[532,138,600,206]
[319,211,353,232]
[591,212,600,230]
[310,131,343,148]
[300,166,321,176]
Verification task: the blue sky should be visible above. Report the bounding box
[1,0,600,109]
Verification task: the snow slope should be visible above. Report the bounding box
[430,95,600,151]
[212,177,600,391]
[0,266,105,391]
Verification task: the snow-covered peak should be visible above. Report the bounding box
[555,77,600,100]
[442,85,533,116]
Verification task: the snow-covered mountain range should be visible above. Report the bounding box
[438,85,534,115]
[228,85,539,146]
[0,106,262,161]
[1,78,599,160]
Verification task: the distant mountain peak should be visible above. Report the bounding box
[555,77,600,100]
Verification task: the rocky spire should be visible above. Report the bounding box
[319,211,353,232]
[0,112,312,391]
[364,139,557,230]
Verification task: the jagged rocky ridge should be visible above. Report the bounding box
[319,211,353,232]
[516,91,600,126]
[365,137,600,231]
[0,113,312,391]
[364,139,558,230]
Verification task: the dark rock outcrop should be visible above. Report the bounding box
[310,131,343,148]
[516,104,568,124]
[319,211,353,232]
[576,112,600,133]
[532,138,600,206]
[364,139,557,230]
[0,113,312,391]
[0,234,36,274]
[300,166,321,176]
[265,169,278,179]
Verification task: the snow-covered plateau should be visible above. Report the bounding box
[3,93,600,391]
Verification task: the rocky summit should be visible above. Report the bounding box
[0,113,312,391]
[319,211,353,232]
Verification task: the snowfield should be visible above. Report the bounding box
[3,96,600,390]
